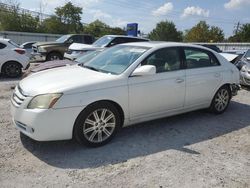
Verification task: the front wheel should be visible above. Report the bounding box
[210,86,231,114]
[73,102,121,147]
[46,52,62,61]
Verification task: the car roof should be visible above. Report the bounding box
[120,41,214,50]
[0,38,10,42]
[104,35,149,40]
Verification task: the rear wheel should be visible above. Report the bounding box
[46,52,62,61]
[2,62,22,78]
[210,86,231,114]
[73,102,121,147]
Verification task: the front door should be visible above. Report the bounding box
[128,47,186,120]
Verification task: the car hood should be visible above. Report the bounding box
[31,60,75,73]
[19,65,120,96]
[34,41,62,47]
[69,43,103,51]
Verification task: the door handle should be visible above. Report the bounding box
[176,78,184,83]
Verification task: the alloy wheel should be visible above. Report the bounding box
[83,108,116,143]
[5,63,21,77]
[214,89,230,112]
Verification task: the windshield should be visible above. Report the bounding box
[83,45,149,74]
[75,50,103,64]
[56,35,70,43]
[93,36,114,47]
[244,49,250,59]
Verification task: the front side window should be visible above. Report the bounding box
[71,35,83,43]
[83,45,149,74]
[142,48,181,73]
[184,48,220,69]
[0,43,7,49]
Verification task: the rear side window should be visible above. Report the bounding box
[126,38,148,42]
[23,43,34,49]
[0,43,7,49]
[184,48,220,69]
[84,36,94,44]
[109,37,126,46]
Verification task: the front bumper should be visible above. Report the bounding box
[30,52,47,62]
[64,51,82,60]
[11,103,84,141]
[230,84,241,96]
[240,71,250,86]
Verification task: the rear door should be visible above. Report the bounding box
[183,47,223,107]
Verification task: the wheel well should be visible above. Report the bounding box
[1,61,23,72]
[72,100,125,138]
[221,83,232,97]
[86,100,124,125]
[46,51,63,59]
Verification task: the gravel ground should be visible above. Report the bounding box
[0,78,250,188]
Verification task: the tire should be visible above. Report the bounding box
[73,101,121,147]
[210,86,231,114]
[46,52,62,61]
[2,61,22,78]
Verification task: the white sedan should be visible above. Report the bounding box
[11,42,240,147]
[0,38,30,77]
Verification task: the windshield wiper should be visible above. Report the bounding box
[82,65,100,72]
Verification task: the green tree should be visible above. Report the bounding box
[184,21,224,42]
[228,23,250,42]
[55,2,82,33]
[41,16,68,34]
[0,2,40,32]
[148,20,182,41]
[83,20,125,37]
[83,20,109,37]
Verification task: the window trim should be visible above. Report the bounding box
[182,47,221,70]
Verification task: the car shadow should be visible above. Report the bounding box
[21,101,250,169]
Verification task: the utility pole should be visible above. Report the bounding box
[235,22,241,35]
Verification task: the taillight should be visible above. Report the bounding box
[14,48,26,55]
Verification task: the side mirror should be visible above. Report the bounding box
[66,39,73,44]
[131,65,156,77]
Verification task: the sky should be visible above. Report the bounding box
[13,0,250,37]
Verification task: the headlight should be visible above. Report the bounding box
[241,65,250,72]
[27,93,63,109]
[38,46,47,53]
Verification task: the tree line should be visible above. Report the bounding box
[0,2,250,42]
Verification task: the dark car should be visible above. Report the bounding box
[201,44,222,53]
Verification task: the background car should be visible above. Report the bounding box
[64,35,149,60]
[23,49,104,77]
[235,49,250,86]
[31,34,95,62]
[200,44,222,53]
[11,42,240,147]
[219,52,241,64]
[20,41,37,58]
[0,38,29,77]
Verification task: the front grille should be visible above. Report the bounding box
[66,50,72,54]
[32,45,38,53]
[11,85,28,107]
